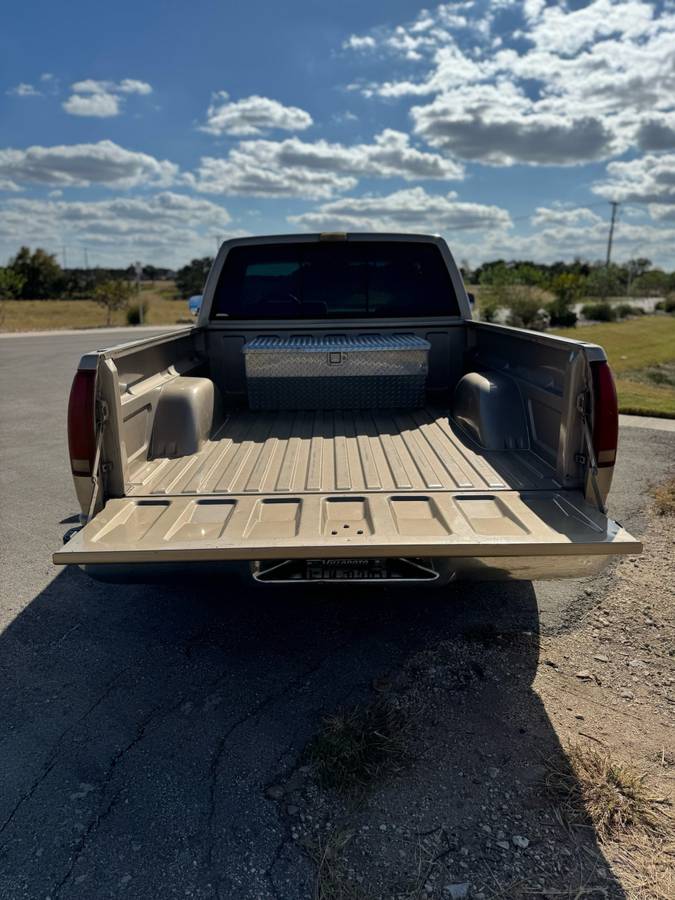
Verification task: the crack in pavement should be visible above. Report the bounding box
[0,665,133,841]
[204,638,359,895]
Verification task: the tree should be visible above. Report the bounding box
[94,280,134,326]
[630,269,670,297]
[8,246,63,298]
[175,257,213,298]
[547,273,584,327]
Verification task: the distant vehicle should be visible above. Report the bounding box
[188,295,203,316]
[55,232,640,584]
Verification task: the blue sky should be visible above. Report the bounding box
[1,0,674,269]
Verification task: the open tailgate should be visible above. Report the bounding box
[53,489,640,565]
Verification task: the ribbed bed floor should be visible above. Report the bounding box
[127,407,560,497]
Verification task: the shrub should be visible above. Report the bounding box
[548,306,578,327]
[581,301,617,322]
[126,301,149,325]
[655,294,675,313]
[615,303,645,318]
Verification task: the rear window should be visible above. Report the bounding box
[210,241,460,319]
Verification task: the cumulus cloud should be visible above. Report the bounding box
[288,187,511,233]
[342,35,376,51]
[524,203,675,264]
[411,85,616,165]
[0,192,233,266]
[592,154,675,214]
[200,92,313,136]
[0,140,178,189]
[635,115,675,152]
[531,206,605,228]
[63,92,120,117]
[344,1,675,166]
[6,83,41,97]
[62,78,153,117]
[188,130,464,199]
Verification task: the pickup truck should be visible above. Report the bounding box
[54,233,641,584]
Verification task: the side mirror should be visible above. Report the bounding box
[467,292,476,306]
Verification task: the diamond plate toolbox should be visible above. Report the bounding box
[243,334,430,410]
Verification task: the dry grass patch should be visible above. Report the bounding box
[306,829,370,900]
[545,743,671,843]
[306,698,409,792]
[652,477,675,516]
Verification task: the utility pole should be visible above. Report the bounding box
[83,247,89,270]
[62,245,67,269]
[605,201,619,268]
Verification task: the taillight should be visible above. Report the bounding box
[590,361,618,468]
[67,369,96,476]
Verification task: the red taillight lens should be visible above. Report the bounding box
[590,361,618,468]
[67,369,96,476]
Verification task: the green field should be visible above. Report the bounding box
[0,282,190,332]
[552,316,675,417]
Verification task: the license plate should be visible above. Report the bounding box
[305,558,389,580]
[252,557,438,583]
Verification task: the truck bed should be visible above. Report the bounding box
[127,407,560,497]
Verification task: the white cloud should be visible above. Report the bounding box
[63,92,120,117]
[531,206,604,228]
[344,1,675,166]
[592,154,675,212]
[200,92,313,136]
[7,83,41,97]
[63,78,153,117]
[0,140,178,189]
[118,79,153,95]
[522,204,675,265]
[411,84,616,165]
[0,192,233,267]
[188,130,464,199]
[288,187,511,233]
[342,35,376,51]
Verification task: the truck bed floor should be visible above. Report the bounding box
[128,407,560,497]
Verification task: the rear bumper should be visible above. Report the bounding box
[80,552,615,585]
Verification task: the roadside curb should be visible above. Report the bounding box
[619,414,675,432]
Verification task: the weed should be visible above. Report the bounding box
[544,743,671,842]
[306,698,409,792]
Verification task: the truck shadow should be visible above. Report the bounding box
[0,567,624,899]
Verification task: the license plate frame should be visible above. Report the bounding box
[251,557,439,584]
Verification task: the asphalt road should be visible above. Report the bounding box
[0,329,673,899]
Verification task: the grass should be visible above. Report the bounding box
[653,477,675,516]
[306,698,408,793]
[551,316,675,417]
[545,743,671,843]
[0,281,191,332]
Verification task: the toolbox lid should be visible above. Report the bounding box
[243,334,430,353]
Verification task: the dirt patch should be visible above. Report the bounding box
[267,498,674,899]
